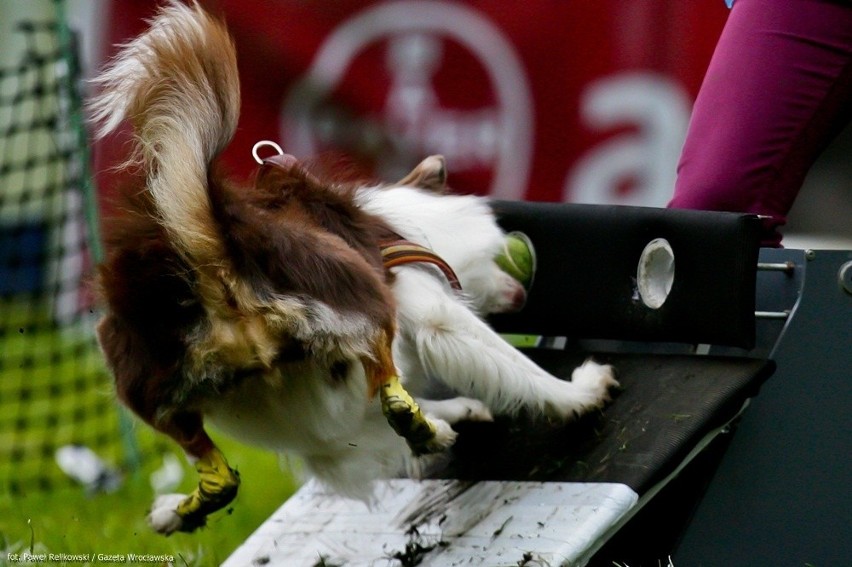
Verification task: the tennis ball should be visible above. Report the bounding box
[495,231,536,289]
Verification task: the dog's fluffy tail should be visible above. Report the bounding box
[89,0,238,268]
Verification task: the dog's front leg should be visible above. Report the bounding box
[418,397,494,425]
[362,330,456,456]
[378,374,457,455]
[147,412,240,534]
[395,270,618,420]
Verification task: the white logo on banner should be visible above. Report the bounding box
[281,0,533,199]
[566,73,691,207]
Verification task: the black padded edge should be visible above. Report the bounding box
[489,202,763,348]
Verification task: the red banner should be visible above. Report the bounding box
[97,1,727,207]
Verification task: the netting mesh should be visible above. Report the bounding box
[0,12,141,494]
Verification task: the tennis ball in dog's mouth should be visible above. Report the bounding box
[495,231,536,289]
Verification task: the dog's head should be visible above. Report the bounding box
[393,156,529,316]
[461,258,528,315]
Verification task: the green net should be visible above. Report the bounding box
[0,8,143,495]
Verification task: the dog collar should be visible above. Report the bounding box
[380,239,462,292]
[249,142,461,292]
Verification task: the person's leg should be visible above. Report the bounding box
[669,0,852,246]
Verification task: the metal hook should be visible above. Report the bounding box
[251,140,284,164]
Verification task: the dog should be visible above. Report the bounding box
[90,0,617,535]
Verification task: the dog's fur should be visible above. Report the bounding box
[91,1,617,534]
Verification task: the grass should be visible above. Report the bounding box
[0,293,299,565]
[0,432,300,566]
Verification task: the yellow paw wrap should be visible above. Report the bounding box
[380,375,440,456]
[175,447,240,532]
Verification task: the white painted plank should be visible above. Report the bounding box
[224,479,638,566]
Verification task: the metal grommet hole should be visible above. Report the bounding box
[637,238,675,309]
[839,261,852,296]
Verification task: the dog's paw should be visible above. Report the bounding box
[148,493,187,535]
[424,418,458,452]
[381,376,459,456]
[542,360,619,421]
[449,398,494,423]
[421,397,494,424]
[571,359,619,402]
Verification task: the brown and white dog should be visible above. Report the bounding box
[90,1,617,534]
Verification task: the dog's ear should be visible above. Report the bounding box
[398,155,447,193]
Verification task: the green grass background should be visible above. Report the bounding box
[0,2,300,561]
[0,301,299,566]
[0,430,300,567]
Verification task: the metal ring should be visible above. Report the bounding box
[251,140,284,164]
[839,261,852,296]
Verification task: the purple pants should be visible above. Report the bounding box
[668,0,852,246]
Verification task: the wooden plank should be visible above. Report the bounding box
[224,479,637,566]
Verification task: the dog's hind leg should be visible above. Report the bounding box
[96,317,241,534]
[146,412,240,535]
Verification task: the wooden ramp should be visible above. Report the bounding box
[224,479,637,566]
[225,204,852,565]
[224,352,772,566]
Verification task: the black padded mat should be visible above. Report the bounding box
[489,201,762,348]
[431,350,775,494]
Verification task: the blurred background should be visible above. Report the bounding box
[1,0,850,565]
